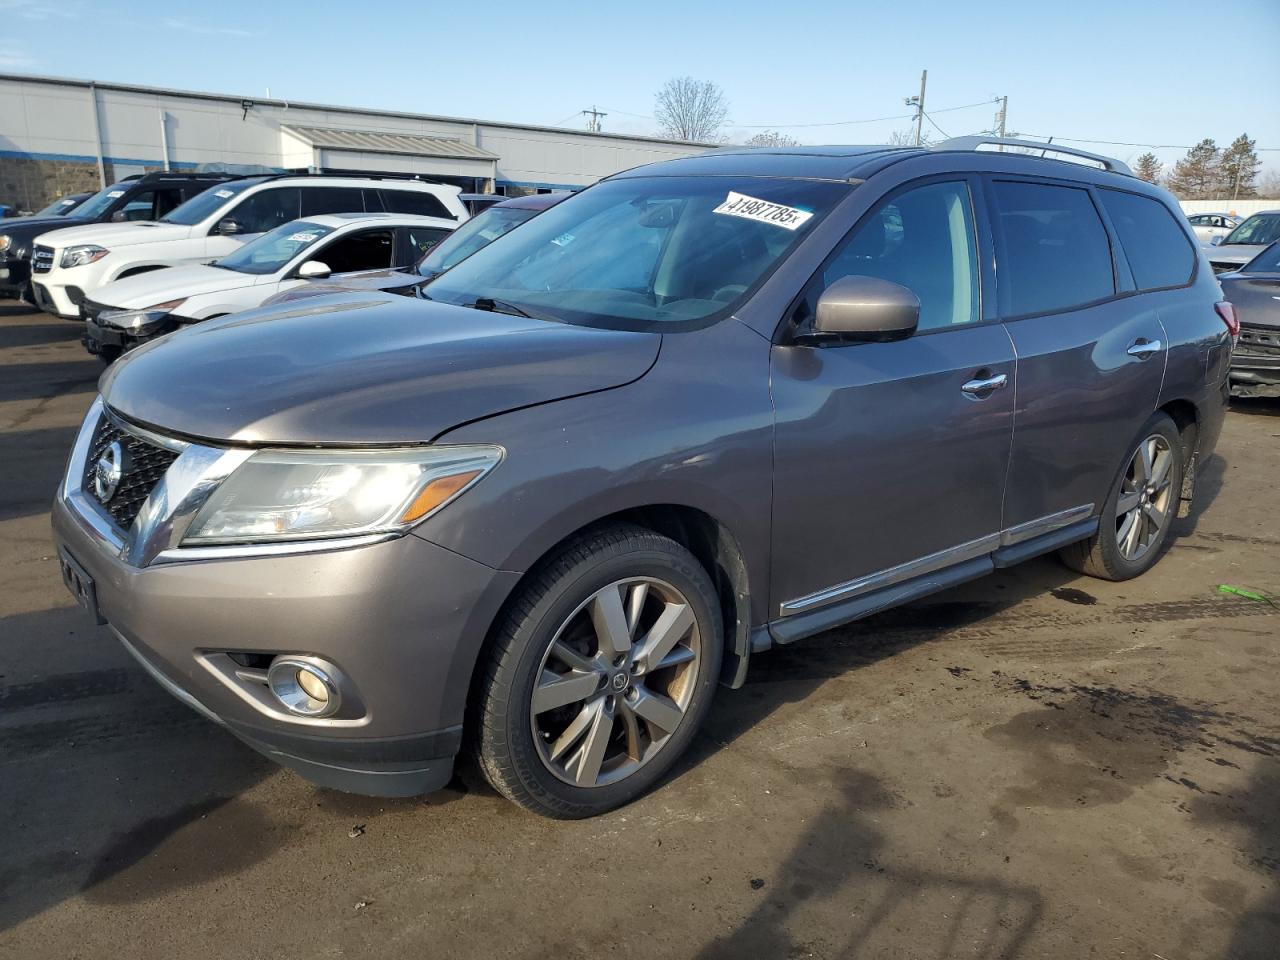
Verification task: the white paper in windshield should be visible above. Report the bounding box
[288,231,322,243]
[713,192,813,231]
[214,189,234,199]
[107,190,125,198]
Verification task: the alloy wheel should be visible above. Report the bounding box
[1115,434,1174,562]
[530,577,701,788]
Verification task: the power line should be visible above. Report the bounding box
[597,97,1000,130]
[922,111,952,140]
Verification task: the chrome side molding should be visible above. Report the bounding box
[778,503,1095,617]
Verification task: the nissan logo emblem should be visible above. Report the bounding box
[94,440,125,502]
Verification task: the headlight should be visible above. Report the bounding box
[0,235,11,254]
[183,445,503,545]
[60,244,110,269]
[98,299,186,334]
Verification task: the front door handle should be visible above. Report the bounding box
[960,373,1008,399]
[1127,338,1163,360]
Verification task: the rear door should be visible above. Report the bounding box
[987,177,1166,533]
[769,177,1015,619]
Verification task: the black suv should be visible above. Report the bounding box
[0,172,239,304]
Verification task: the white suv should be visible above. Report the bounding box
[30,176,468,319]
[81,212,455,360]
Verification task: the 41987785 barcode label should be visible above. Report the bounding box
[712,192,814,231]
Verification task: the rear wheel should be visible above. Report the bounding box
[1059,412,1183,581]
[474,525,722,818]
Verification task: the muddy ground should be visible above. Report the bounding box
[1,302,1276,959]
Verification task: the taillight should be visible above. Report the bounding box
[1216,301,1239,344]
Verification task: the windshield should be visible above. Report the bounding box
[34,195,86,217]
[1223,213,1280,247]
[417,206,537,277]
[161,179,259,225]
[72,183,136,220]
[1243,240,1280,274]
[213,220,334,275]
[427,176,847,329]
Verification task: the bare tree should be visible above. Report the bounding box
[1258,170,1280,200]
[1133,152,1163,184]
[655,77,729,142]
[745,130,800,147]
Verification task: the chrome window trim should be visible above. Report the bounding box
[778,503,1095,617]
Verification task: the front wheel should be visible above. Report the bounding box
[474,525,723,818]
[1059,412,1184,581]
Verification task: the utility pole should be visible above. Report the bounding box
[582,106,607,133]
[997,95,1008,138]
[913,70,927,146]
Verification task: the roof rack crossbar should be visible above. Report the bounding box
[931,136,1133,177]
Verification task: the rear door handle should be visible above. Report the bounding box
[1127,338,1163,359]
[960,373,1008,399]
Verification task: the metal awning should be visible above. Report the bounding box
[281,124,498,161]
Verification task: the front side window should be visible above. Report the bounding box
[990,180,1115,317]
[1098,190,1194,291]
[416,206,536,277]
[315,229,394,273]
[211,221,334,275]
[116,188,183,222]
[1223,213,1280,247]
[427,175,848,329]
[798,180,979,333]
[161,179,262,225]
[225,187,302,234]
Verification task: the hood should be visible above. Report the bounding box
[34,220,192,250]
[92,264,256,312]
[264,269,419,306]
[1219,273,1280,329]
[1206,243,1265,264]
[0,214,92,245]
[99,294,661,445]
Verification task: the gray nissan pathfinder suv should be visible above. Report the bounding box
[53,138,1233,818]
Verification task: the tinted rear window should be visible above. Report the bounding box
[301,187,366,217]
[1099,190,1194,290]
[381,189,454,220]
[991,180,1114,317]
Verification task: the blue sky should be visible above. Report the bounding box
[3,0,1278,175]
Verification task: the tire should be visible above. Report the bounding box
[20,283,37,306]
[474,523,723,818]
[1058,412,1184,581]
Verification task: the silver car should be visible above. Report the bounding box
[1204,209,1280,273]
[1187,211,1240,243]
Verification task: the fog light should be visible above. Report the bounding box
[267,657,341,718]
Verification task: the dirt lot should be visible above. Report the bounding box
[0,302,1277,959]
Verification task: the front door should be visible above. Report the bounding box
[769,178,1015,621]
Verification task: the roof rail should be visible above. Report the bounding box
[931,136,1133,177]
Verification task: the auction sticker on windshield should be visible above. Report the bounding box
[713,192,813,230]
[288,232,322,243]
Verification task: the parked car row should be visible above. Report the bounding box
[51,136,1236,818]
[1198,208,1280,274]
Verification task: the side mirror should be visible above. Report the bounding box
[111,210,128,223]
[1210,236,1224,246]
[812,275,920,343]
[297,260,332,280]
[216,218,242,236]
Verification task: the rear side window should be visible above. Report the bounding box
[227,187,302,234]
[990,180,1114,317]
[381,189,454,220]
[1098,190,1194,291]
[301,187,366,217]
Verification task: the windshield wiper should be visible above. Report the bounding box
[464,297,558,322]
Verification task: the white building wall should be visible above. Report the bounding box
[0,73,713,199]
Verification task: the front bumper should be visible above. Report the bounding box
[0,255,30,297]
[31,279,85,319]
[50,408,520,797]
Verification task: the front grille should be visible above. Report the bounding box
[81,413,180,530]
[1237,324,1280,358]
[32,244,54,274]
